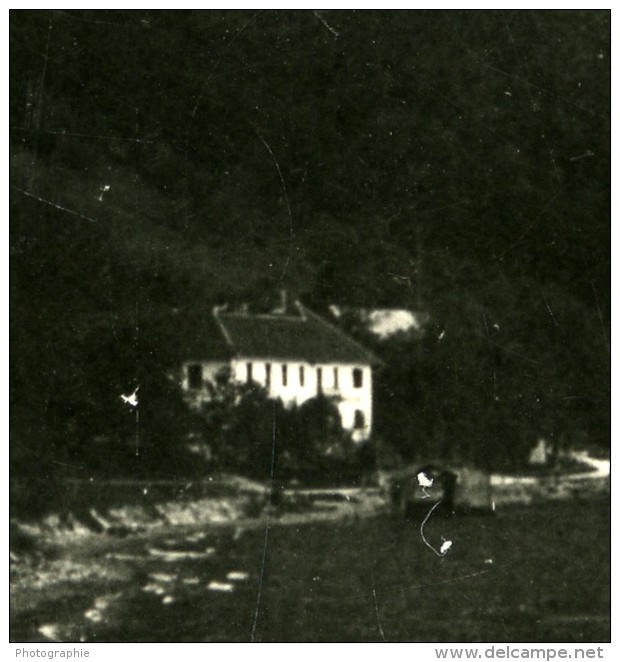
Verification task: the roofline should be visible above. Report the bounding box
[212,305,235,349]
[215,303,307,322]
[231,356,374,366]
[211,300,384,367]
[299,303,385,367]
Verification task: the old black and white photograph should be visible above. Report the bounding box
[9,7,611,646]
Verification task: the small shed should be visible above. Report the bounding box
[386,463,493,516]
[452,465,493,511]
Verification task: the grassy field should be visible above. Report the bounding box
[239,499,610,642]
[11,496,610,643]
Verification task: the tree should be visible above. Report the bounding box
[197,371,365,482]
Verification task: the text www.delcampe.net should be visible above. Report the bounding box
[435,647,605,661]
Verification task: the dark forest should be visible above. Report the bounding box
[10,10,610,480]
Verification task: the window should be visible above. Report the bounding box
[282,364,288,386]
[299,365,305,387]
[187,364,203,389]
[353,367,363,388]
[246,362,253,384]
[354,410,365,429]
[333,367,339,389]
[317,367,323,393]
[265,363,271,389]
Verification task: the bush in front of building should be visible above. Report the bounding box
[197,376,373,485]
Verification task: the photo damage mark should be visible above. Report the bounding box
[313,11,340,38]
[13,187,98,223]
[120,386,140,455]
[97,184,111,202]
[420,501,453,558]
[256,130,295,284]
[120,386,139,408]
[250,403,279,642]
[417,470,434,498]
[371,581,387,642]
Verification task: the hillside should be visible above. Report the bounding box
[10,10,610,473]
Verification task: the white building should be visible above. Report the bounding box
[181,300,381,441]
[329,305,429,339]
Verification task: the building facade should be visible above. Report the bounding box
[181,301,380,441]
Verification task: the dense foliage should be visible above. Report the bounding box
[198,377,365,483]
[10,10,609,477]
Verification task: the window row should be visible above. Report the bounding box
[187,363,364,390]
[245,363,364,390]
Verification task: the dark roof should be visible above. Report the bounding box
[191,302,380,365]
[177,309,234,362]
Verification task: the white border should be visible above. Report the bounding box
[5,3,614,660]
